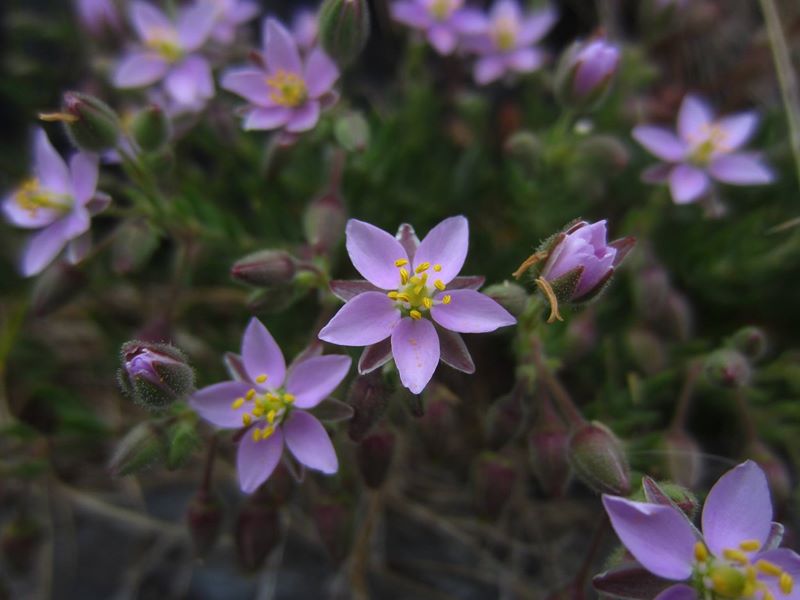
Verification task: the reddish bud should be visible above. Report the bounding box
[186,491,223,558]
[473,453,517,520]
[356,428,395,489]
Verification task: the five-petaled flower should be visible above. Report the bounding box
[220,18,339,133]
[113,1,217,111]
[602,461,800,600]
[318,216,516,395]
[633,94,775,205]
[390,0,485,55]
[462,0,557,84]
[2,129,110,277]
[191,318,352,493]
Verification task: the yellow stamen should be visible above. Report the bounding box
[242,413,252,426]
[256,374,268,383]
[740,540,761,552]
[764,591,776,600]
[409,310,422,320]
[394,258,408,267]
[387,291,399,299]
[245,389,256,401]
[267,409,277,423]
[38,111,79,123]
[780,573,793,594]
[535,276,564,324]
[434,279,446,291]
[231,397,245,410]
[265,70,308,108]
[396,293,411,303]
[415,262,430,273]
[422,297,433,309]
[252,428,262,441]
[442,295,451,305]
[757,560,783,577]
[252,406,265,417]
[694,542,708,562]
[262,425,275,439]
[433,264,442,272]
[284,394,295,403]
[400,268,409,284]
[722,549,749,565]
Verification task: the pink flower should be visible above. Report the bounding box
[391,0,486,55]
[318,217,516,394]
[291,9,319,53]
[191,318,352,493]
[209,0,258,45]
[633,94,775,205]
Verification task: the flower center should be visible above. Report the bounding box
[688,124,730,165]
[145,29,183,62]
[692,541,794,600]
[387,259,451,320]
[492,17,518,51]
[266,70,308,108]
[15,178,73,216]
[230,374,296,441]
[430,0,458,20]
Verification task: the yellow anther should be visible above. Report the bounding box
[267,409,277,423]
[442,295,452,305]
[780,573,793,594]
[284,394,295,403]
[256,374,268,383]
[242,413,252,426]
[764,591,776,600]
[415,262,430,273]
[433,264,442,272]
[231,397,245,410]
[262,425,275,439]
[395,258,408,267]
[745,566,757,583]
[434,279,446,291]
[396,293,411,303]
[722,549,749,565]
[694,542,709,562]
[252,406,265,417]
[740,540,761,552]
[409,310,422,320]
[252,428,262,441]
[400,268,409,284]
[422,297,433,309]
[265,70,308,107]
[245,389,256,401]
[757,560,783,577]
[387,291,399,299]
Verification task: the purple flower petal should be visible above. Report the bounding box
[113,52,169,88]
[244,106,292,130]
[391,1,433,29]
[449,9,487,34]
[475,56,508,84]
[490,0,521,23]
[237,427,284,493]
[518,6,557,45]
[282,410,338,474]
[345,219,408,289]
[164,55,213,106]
[632,126,687,162]
[69,153,98,203]
[191,380,255,428]
[66,231,91,264]
[21,208,90,277]
[507,48,546,73]
[3,192,59,229]
[86,192,111,216]
[224,352,250,382]
[641,162,672,184]
[285,101,321,133]
[428,25,457,55]
[241,317,286,389]
[221,68,272,106]
[285,355,352,409]
[436,326,475,374]
[654,585,698,600]
[755,548,800,600]
[130,1,172,42]
[319,292,401,346]
[177,1,216,52]
[358,339,393,374]
[305,48,339,99]
[413,215,469,285]
[391,317,440,394]
[708,153,775,185]
[678,94,713,142]
[701,460,772,558]
[448,275,486,290]
[34,129,72,195]
[669,164,710,204]
[431,289,516,333]
[602,495,697,580]
[329,279,381,302]
[263,18,302,74]
[716,111,759,151]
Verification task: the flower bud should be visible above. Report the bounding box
[108,422,166,477]
[186,490,224,558]
[166,420,201,470]
[118,341,195,411]
[1,516,42,574]
[504,131,542,176]
[641,476,699,519]
[246,285,303,314]
[130,104,171,153]
[347,372,389,442]
[730,326,768,362]
[30,260,87,317]
[568,422,630,495]
[626,327,667,375]
[574,134,629,173]
[334,111,370,152]
[312,498,354,564]
[556,37,620,111]
[356,428,395,489]
[473,453,517,520]
[235,494,281,571]
[61,91,121,152]
[230,250,297,288]
[528,397,571,497]
[663,430,703,489]
[318,0,370,67]
[704,349,751,389]
[486,389,524,450]
[111,219,160,274]
[304,191,346,255]
[482,281,528,317]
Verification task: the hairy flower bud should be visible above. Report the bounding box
[347,372,389,442]
[663,430,703,489]
[235,494,281,571]
[61,91,121,152]
[504,130,543,175]
[356,428,395,489]
[641,476,700,520]
[730,326,768,362]
[575,135,629,173]
[118,341,195,410]
[304,191,347,255]
[482,281,528,317]
[568,422,630,495]
[334,111,370,152]
[318,0,370,67]
[312,499,354,564]
[30,260,87,317]
[130,104,171,153]
[555,38,620,111]
[186,490,224,558]
[230,250,297,287]
[108,422,166,477]
[704,349,751,389]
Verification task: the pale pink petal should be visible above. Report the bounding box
[21,208,90,277]
[69,153,98,203]
[237,427,284,493]
[220,68,271,106]
[243,106,292,130]
[431,289,516,333]
[716,111,759,151]
[164,56,213,106]
[632,126,687,162]
[475,56,507,84]
[391,1,432,29]
[318,292,401,346]
[708,153,775,185]
[130,1,172,42]
[345,219,408,289]
[3,192,59,229]
[518,7,558,45]
[428,25,457,54]
[177,1,216,52]
[413,216,469,285]
[391,317,439,394]
[285,101,321,133]
[449,9,487,34]
[241,317,286,388]
[508,48,546,73]
[678,95,714,142]
[305,48,339,98]
[282,410,338,474]
[669,164,710,204]
[191,380,255,428]
[654,585,697,600]
[285,355,352,409]
[34,129,72,195]
[263,18,303,74]
[113,52,169,88]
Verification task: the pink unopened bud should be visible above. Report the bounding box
[234,493,281,572]
[528,395,571,497]
[347,372,389,442]
[568,422,630,495]
[304,191,346,256]
[118,341,195,410]
[556,37,620,110]
[186,490,224,558]
[356,428,396,489]
[312,499,354,564]
[473,453,517,520]
[231,250,297,287]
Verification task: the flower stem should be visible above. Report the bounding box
[530,336,585,428]
[669,359,703,433]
